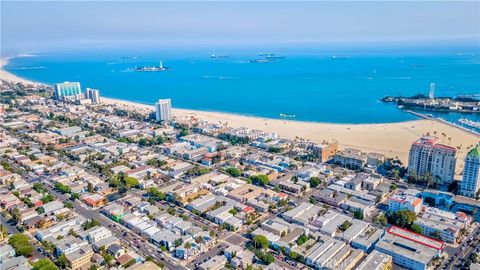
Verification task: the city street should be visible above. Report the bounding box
[41,180,187,270]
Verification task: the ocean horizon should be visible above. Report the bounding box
[4,47,480,125]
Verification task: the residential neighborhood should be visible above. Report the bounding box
[0,80,479,270]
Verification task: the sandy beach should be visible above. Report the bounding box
[0,57,39,85]
[1,57,478,174]
[99,97,479,174]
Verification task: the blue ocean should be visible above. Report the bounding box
[5,47,480,125]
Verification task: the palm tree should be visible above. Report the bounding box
[184,242,192,257]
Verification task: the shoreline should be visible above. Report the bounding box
[0,57,45,85]
[2,57,479,174]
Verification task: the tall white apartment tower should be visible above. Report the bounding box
[407,136,457,186]
[155,99,172,122]
[429,83,435,99]
[459,144,480,198]
[85,88,101,104]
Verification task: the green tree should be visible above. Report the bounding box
[32,258,58,270]
[9,234,33,256]
[309,177,321,188]
[33,182,47,193]
[148,187,166,201]
[56,254,69,269]
[83,219,101,230]
[10,207,21,224]
[146,158,167,168]
[87,182,94,193]
[70,193,79,200]
[250,175,269,187]
[229,208,238,216]
[253,235,269,250]
[411,224,423,234]
[226,167,241,177]
[290,251,298,260]
[378,214,388,226]
[179,129,189,137]
[123,176,139,189]
[470,253,479,264]
[353,210,364,220]
[430,230,442,240]
[386,210,417,229]
[296,234,308,246]
[339,220,352,231]
[41,194,55,204]
[174,238,183,247]
[54,183,71,194]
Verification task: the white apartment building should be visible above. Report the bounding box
[388,194,423,214]
[85,88,101,104]
[86,226,112,244]
[155,99,172,122]
[407,136,457,186]
[459,145,480,198]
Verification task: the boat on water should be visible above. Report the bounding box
[249,59,274,63]
[210,54,229,59]
[280,113,295,118]
[459,118,480,129]
[265,55,285,60]
[133,61,170,72]
[331,56,349,60]
[259,53,276,57]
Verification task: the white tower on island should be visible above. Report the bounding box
[429,83,435,99]
[155,99,172,122]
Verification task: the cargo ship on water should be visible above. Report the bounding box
[249,59,274,63]
[133,61,170,72]
[210,54,229,59]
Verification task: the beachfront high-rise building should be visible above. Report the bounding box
[407,136,457,186]
[429,83,435,99]
[155,99,172,122]
[85,88,101,104]
[459,144,480,198]
[54,82,82,99]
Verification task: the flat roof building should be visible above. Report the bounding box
[375,226,444,270]
[356,250,393,270]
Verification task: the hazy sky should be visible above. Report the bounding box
[1,1,479,52]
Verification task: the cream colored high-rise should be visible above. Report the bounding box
[155,98,172,122]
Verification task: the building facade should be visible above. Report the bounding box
[54,82,82,99]
[375,226,444,270]
[459,144,480,198]
[388,194,423,214]
[155,99,172,122]
[85,88,101,104]
[312,139,338,162]
[407,136,457,186]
